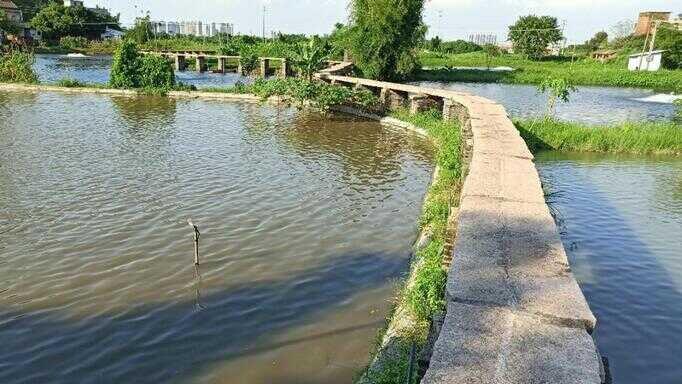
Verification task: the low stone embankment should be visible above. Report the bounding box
[315,73,605,384]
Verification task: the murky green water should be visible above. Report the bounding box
[0,91,435,384]
[536,151,682,384]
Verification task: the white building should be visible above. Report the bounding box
[63,0,84,7]
[101,26,124,40]
[151,20,233,37]
[628,50,666,72]
[469,33,497,46]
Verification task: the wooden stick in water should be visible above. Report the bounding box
[187,218,200,265]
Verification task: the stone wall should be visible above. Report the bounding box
[316,74,604,384]
[426,95,604,384]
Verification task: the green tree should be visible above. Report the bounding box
[126,16,153,44]
[656,25,682,69]
[508,15,563,59]
[537,76,576,116]
[348,0,426,80]
[109,39,141,88]
[586,31,608,51]
[291,37,330,81]
[440,39,482,54]
[30,2,120,43]
[429,36,442,51]
[12,0,52,21]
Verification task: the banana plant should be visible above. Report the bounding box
[291,37,330,81]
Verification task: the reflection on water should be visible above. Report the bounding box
[536,151,682,384]
[0,91,435,384]
[416,81,677,125]
[111,95,178,130]
[34,54,251,89]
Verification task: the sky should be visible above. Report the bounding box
[88,0,680,44]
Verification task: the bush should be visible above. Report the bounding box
[657,25,682,69]
[110,40,141,88]
[440,39,482,54]
[247,78,378,111]
[59,36,88,50]
[239,45,259,74]
[0,51,38,84]
[109,40,176,90]
[674,99,682,121]
[138,55,175,90]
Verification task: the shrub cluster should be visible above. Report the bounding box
[59,36,88,50]
[109,40,175,91]
[440,39,482,55]
[0,51,38,84]
[247,78,378,111]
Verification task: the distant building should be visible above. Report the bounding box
[0,0,42,42]
[670,14,682,30]
[152,20,233,37]
[101,26,124,40]
[468,33,497,46]
[634,11,671,36]
[0,0,23,24]
[628,50,666,71]
[63,0,85,7]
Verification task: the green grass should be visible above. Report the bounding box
[357,109,461,384]
[55,78,88,87]
[391,109,461,322]
[516,118,682,155]
[416,51,682,92]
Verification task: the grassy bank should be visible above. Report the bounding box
[416,51,682,92]
[357,109,461,384]
[516,118,682,155]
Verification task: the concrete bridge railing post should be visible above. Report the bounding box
[237,59,244,76]
[260,58,270,78]
[279,59,288,78]
[175,55,186,72]
[196,56,206,73]
[217,57,226,73]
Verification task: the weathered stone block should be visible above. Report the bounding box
[260,58,270,78]
[410,94,443,114]
[422,302,602,384]
[461,153,545,203]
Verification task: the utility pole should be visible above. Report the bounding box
[262,5,266,40]
[438,10,443,38]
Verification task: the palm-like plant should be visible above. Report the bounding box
[291,38,330,81]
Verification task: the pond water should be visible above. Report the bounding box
[535,152,682,384]
[416,81,677,125]
[34,54,251,89]
[0,91,436,384]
